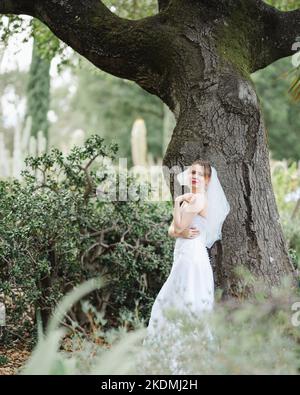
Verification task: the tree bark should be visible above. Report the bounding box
[160,0,298,295]
[158,0,171,11]
[1,0,299,296]
[163,62,296,296]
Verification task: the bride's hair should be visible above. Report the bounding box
[191,159,212,182]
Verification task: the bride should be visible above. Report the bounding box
[144,159,230,347]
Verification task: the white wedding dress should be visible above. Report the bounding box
[146,213,214,338]
[140,166,229,374]
[141,214,215,374]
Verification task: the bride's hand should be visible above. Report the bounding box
[175,193,194,204]
[181,227,200,239]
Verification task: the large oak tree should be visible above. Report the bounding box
[1,0,299,296]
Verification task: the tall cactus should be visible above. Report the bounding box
[130,117,169,201]
[0,115,47,179]
[131,118,148,167]
[0,132,10,177]
[12,121,23,179]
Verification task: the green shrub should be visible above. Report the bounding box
[0,135,174,344]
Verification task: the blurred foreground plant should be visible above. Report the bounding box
[21,272,300,375]
[21,276,146,375]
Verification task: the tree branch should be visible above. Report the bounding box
[158,0,171,11]
[274,8,300,61]
[0,0,35,15]
[251,1,300,71]
[212,0,300,73]
[0,0,169,98]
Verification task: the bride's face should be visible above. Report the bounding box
[189,164,208,192]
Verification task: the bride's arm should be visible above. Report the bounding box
[173,194,205,233]
[168,220,200,239]
[168,220,184,238]
[168,220,180,238]
[169,195,192,238]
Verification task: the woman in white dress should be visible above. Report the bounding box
[144,160,230,344]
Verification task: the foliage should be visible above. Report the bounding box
[20,276,146,375]
[271,161,300,264]
[0,16,68,69]
[0,15,27,45]
[252,57,300,161]
[0,135,174,344]
[265,1,300,103]
[20,272,300,375]
[266,0,300,11]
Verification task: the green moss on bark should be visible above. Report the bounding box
[215,1,260,80]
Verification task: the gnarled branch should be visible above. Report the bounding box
[0,0,35,15]
[158,0,171,11]
[250,1,300,71]
[2,0,299,98]
[0,0,169,98]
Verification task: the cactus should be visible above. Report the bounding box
[0,132,10,177]
[0,115,47,179]
[130,117,169,201]
[131,118,148,167]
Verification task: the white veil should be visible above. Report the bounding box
[176,165,230,249]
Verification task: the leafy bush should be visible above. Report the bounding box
[20,273,300,375]
[0,135,174,344]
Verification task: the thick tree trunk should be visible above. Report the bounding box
[162,25,296,297]
[163,68,296,296]
[1,0,299,296]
